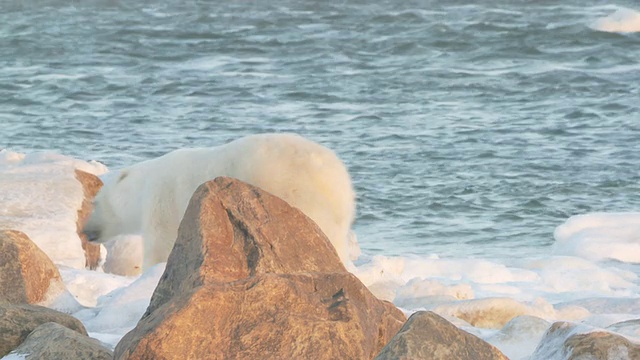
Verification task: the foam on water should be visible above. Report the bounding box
[1,354,26,360]
[59,267,137,307]
[354,253,639,306]
[485,315,551,360]
[608,319,640,340]
[554,212,640,263]
[592,8,640,33]
[351,211,640,357]
[74,264,165,349]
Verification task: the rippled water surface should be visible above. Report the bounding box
[2,0,639,259]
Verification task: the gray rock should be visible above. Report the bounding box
[375,311,509,360]
[530,321,640,360]
[8,322,112,360]
[0,230,62,304]
[0,303,87,357]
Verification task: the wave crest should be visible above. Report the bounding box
[593,8,640,33]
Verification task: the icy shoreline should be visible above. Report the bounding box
[1,150,639,359]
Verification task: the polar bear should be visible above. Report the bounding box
[84,133,356,275]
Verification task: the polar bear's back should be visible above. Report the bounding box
[158,133,355,264]
[223,134,356,260]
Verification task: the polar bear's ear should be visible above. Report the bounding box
[117,170,129,183]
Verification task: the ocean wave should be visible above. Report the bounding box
[553,212,640,263]
[592,8,640,33]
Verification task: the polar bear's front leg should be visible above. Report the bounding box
[141,230,177,271]
[141,200,181,271]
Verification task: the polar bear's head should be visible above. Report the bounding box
[83,169,141,243]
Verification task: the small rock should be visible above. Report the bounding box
[0,230,63,304]
[530,321,640,360]
[375,311,509,360]
[8,322,113,359]
[0,303,87,357]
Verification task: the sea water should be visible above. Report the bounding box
[1,1,639,359]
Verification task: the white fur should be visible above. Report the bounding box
[84,133,356,275]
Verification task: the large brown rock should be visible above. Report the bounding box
[75,169,103,269]
[8,322,113,359]
[0,302,87,357]
[115,177,406,360]
[530,321,640,360]
[0,230,62,304]
[375,311,509,360]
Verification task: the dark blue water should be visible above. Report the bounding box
[2,0,639,259]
